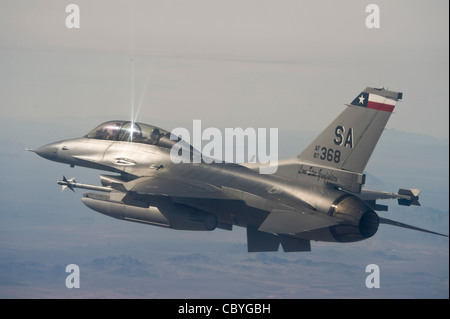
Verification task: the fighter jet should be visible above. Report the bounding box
[29,87,448,252]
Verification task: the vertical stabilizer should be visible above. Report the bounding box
[297,87,403,174]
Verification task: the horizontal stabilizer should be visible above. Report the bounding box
[379,217,448,238]
[258,208,342,235]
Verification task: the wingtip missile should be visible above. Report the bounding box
[398,188,421,206]
[56,176,112,193]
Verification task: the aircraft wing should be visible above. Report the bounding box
[128,175,340,235]
[127,175,316,211]
[128,175,226,199]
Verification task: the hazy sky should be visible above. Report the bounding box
[0,0,448,140]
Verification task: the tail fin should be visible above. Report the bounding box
[297,87,403,173]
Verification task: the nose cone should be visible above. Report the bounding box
[33,142,61,161]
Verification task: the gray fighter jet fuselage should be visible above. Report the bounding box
[30,87,448,252]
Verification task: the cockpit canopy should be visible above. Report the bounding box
[85,121,179,149]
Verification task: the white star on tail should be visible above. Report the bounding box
[358,95,365,104]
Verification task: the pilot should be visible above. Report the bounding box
[108,123,121,140]
[94,129,104,139]
[149,128,161,145]
[102,129,111,140]
[132,131,143,142]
